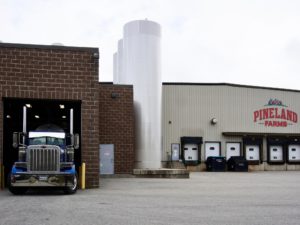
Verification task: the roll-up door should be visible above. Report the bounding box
[267,137,286,164]
[183,144,198,162]
[288,145,300,162]
[269,145,284,162]
[180,136,202,166]
[205,142,220,160]
[226,143,241,160]
[245,145,260,161]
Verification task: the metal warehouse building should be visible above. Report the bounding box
[162,83,300,171]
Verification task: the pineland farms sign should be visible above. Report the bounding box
[253,99,298,127]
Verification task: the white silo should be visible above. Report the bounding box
[113,52,118,84]
[114,20,162,169]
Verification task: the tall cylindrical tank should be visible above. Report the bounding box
[113,39,124,84]
[121,20,162,168]
[113,52,118,84]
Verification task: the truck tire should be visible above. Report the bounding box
[64,173,78,194]
[7,173,28,195]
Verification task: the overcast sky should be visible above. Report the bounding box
[1,0,300,90]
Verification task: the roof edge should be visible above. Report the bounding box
[99,82,133,88]
[0,42,98,53]
[162,82,300,93]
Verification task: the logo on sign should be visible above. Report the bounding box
[253,99,298,127]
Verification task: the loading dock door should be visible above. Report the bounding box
[245,145,259,161]
[288,145,300,162]
[226,143,241,160]
[100,144,114,175]
[183,144,198,162]
[205,142,220,160]
[269,145,284,162]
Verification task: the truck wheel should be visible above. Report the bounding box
[7,173,28,195]
[64,173,78,194]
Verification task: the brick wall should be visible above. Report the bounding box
[99,83,135,174]
[0,43,100,188]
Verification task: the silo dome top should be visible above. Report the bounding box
[123,20,161,37]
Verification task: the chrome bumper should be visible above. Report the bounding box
[10,173,76,188]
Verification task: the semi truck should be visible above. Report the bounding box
[7,106,79,195]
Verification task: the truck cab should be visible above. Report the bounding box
[7,108,79,195]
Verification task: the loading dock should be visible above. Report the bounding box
[245,145,260,161]
[267,137,285,164]
[287,137,300,163]
[288,145,300,163]
[243,137,262,164]
[2,98,81,186]
[226,142,241,160]
[205,142,221,160]
[181,137,202,165]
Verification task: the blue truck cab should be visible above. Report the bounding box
[8,108,79,195]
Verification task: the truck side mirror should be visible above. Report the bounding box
[13,132,19,148]
[74,134,80,150]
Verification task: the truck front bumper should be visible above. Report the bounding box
[10,173,76,188]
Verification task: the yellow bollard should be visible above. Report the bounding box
[81,163,86,190]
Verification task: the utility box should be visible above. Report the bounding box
[227,156,248,172]
[206,156,226,172]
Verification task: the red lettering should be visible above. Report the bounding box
[254,106,298,126]
[263,109,269,120]
[269,108,274,118]
[264,120,288,127]
[294,113,298,123]
[254,111,259,122]
[275,108,281,119]
[281,108,286,120]
[287,110,293,121]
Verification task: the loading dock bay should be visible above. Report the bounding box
[1,171,300,225]
[2,98,82,186]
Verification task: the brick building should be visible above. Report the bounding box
[99,83,135,174]
[0,43,135,188]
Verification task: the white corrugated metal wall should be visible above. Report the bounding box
[162,83,300,170]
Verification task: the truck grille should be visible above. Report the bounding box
[27,145,60,172]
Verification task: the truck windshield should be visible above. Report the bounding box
[29,137,65,147]
[28,132,65,148]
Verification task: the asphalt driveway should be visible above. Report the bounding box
[1,171,300,225]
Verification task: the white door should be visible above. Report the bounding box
[171,144,180,161]
[245,145,260,161]
[205,142,220,160]
[269,145,283,162]
[288,145,300,162]
[100,144,114,175]
[183,144,198,161]
[226,143,241,160]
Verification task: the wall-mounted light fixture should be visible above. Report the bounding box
[59,104,65,109]
[211,118,218,125]
[93,52,99,59]
[111,92,119,99]
[35,115,40,119]
[25,104,32,108]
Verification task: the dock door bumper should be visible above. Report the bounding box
[9,173,76,188]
